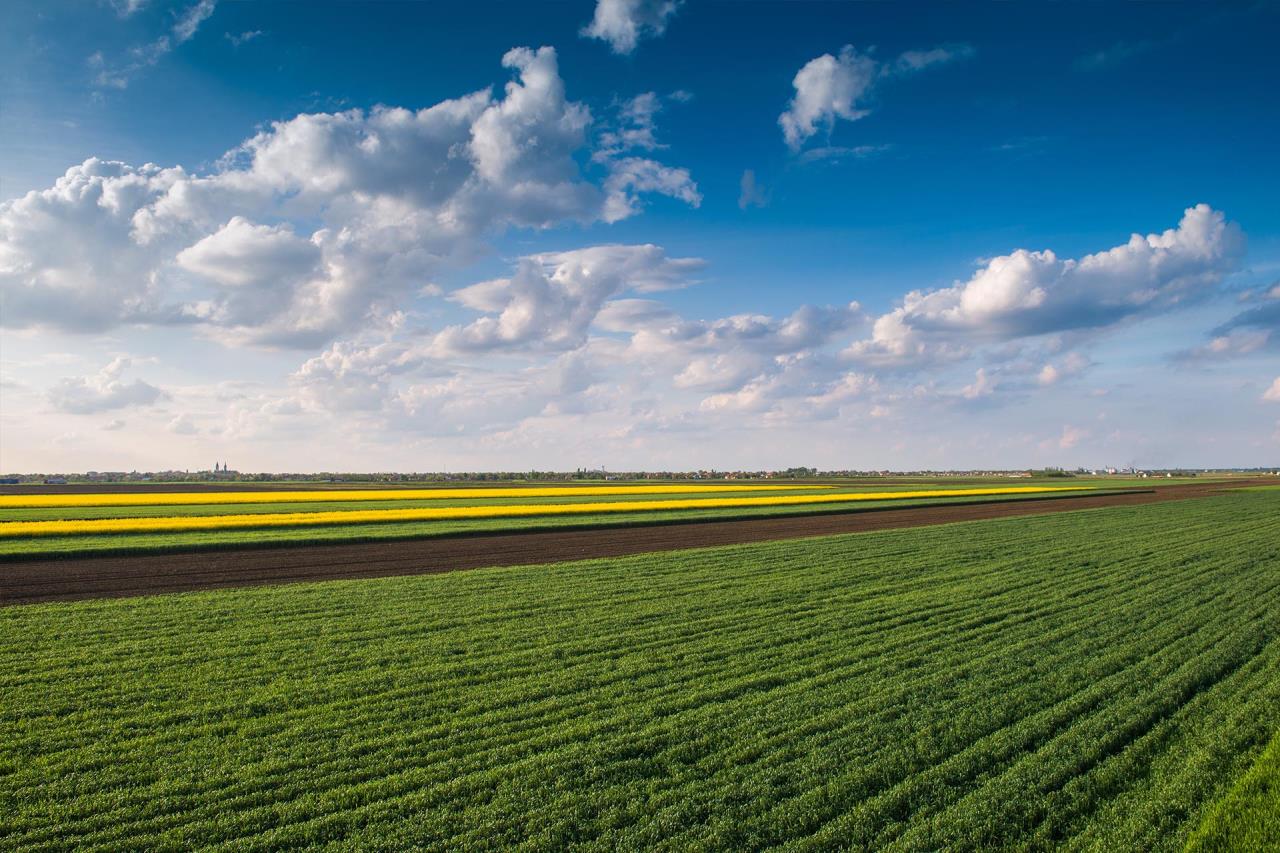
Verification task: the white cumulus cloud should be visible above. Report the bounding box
[434,244,704,354]
[779,43,972,151]
[779,47,878,151]
[278,207,1240,441]
[845,204,1244,368]
[0,47,699,348]
[47,357,167,414]
[581,0,680,54]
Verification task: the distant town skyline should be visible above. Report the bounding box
[2,0,1278,471]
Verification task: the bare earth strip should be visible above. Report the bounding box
[0,479,1265,606]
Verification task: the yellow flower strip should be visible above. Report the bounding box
[0,484,827,510]
[0,487,1092,538]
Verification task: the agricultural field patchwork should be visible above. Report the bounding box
[0,483,828,509]
[0,480,1109,558]
[2,490,1277,850]
[0,485,1091,538]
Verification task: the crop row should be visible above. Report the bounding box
[0,486,1091,538]
[1,490,1276,850]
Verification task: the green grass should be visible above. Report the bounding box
[0,489,1126,560]
[1185,727,1280,852]
[2,490,1278,850]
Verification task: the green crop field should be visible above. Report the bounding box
[2,489,1277,850]
[1186,728,1280,852]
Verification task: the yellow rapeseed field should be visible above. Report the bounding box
[0,487,1092,537]
[0,484,825,510]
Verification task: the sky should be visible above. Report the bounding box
[1,0,1278,473]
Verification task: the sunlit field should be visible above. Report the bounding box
[3,490,1276,850]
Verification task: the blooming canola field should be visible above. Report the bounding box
[0,483,825,509]
[0,486,1093,538]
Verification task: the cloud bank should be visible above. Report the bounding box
[257,205,1246,452]
[5,198,1263,469]
[845,204,1244,368]
[0,47,700,348]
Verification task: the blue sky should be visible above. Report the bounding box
[1,0,1278,472]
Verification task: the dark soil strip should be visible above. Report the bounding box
[0,480,1266,606]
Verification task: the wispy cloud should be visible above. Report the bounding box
[109,0,148,18]
[1075,40,1155,72]
[738,170,767,210]
[991,136,1049,155]
[894,44,976,74]
[798,144,891,164]
[90,0,218,89]
[1174,282,1280,363]
[225,30,263,48]
[172,0,216,42]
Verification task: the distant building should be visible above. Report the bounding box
[44,477,68,485]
